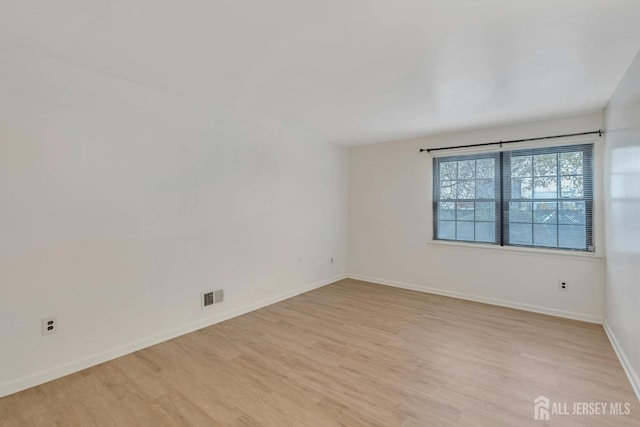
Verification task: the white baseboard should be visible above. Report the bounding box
[347,274,603,324]
[603,321,640,402]
[0,274,346,399]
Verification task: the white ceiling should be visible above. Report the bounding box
[1,1,639,146]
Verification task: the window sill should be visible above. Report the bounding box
[427,239,604,260]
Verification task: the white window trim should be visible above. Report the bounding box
[427,238,603,260]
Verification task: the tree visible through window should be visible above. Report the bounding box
[433,144,593,252]
[435,154,500,243]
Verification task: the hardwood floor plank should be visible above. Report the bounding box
[1,279,638,426]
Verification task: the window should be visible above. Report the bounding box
[433,144,594,252]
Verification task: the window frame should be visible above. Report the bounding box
[432,143,595,253]
[433,152,501,245]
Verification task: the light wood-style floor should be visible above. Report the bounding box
[1,279,638,426]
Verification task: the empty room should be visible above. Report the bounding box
[1,1,640,426]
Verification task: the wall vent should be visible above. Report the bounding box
[202,292,214,308]
[202,289,224,309]
[214,289,224,304]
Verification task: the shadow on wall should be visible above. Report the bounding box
[609,134,640,255]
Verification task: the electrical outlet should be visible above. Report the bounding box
[559,281,569,292]
[41,317,58,336]
[330,257,334,264]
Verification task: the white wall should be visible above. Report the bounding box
[603,50,640,399]
[0,42,348,397]
[348,112,605,322]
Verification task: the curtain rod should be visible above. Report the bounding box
[419,129,603,153]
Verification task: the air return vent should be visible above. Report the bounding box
[202,289,224,309]
[202,292,214,308]
[214,289,224,303]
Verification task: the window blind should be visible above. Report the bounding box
[433,143,594,252]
